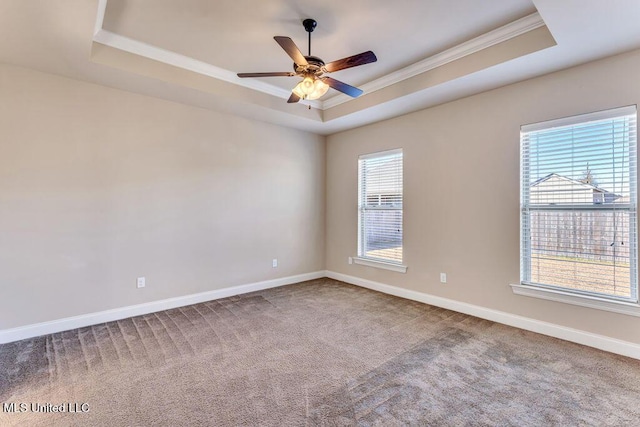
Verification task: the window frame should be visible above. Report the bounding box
[514,105,639,311]
[355,148,407,273]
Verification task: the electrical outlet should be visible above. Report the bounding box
[440,273,447,284]
[137,277,146,288]
[272,259,278,268]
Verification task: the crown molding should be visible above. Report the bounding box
[93,1,543,114]
[92,1,322,109]
[322,12,546,109]
[94,0,108,36]
[93,30,289,99]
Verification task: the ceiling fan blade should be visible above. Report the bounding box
[324,51,377,73]
[274,36,308,66]
[287,93,301,103]
[237,72,295,78]
[321,77,363,98]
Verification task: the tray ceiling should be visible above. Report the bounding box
[1,1,640,134]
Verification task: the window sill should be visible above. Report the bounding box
[353,257,408,273]
[510,283,640,317]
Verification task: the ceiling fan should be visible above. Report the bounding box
[237,19,377,104]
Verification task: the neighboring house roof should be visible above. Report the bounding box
[531,173,606,192]
[531,173,621,203]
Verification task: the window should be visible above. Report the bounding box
[357,149,404,268]
[520,106,637,303]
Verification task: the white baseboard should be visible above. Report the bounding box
[5,270,639,360]
[326,270,640,360]
[0,271,325,344]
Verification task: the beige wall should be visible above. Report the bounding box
[4,47,640,346]
[326,49,640,345]
[0,64,325,329]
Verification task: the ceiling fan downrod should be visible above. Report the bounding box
[303,18,317,56]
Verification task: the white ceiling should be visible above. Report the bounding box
[1,1,640,135]
[101,0,536,90]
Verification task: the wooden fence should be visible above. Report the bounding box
[529,210,631,263]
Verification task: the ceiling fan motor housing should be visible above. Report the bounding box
[294,56,325,75]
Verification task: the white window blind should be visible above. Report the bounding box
[358,149,403,264]
[521,105,637,302]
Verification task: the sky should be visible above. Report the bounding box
[523,115,636,198]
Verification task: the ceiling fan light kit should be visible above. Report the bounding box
[292,76,329,100]
[237,18,377,105]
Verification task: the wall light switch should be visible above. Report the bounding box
[137,277,146,288]
[272,259,278,268]
[348,257,353,265]
[440,273,447,284]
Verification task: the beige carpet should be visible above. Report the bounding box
[1,278,640,426]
